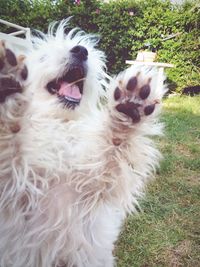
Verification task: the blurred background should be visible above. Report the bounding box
[0,0,199,94]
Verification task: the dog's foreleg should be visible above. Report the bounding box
[70,67,166,267]
[97,66,167,212]
[0,40,29,133]
[0,40,29,198]
[107,66,166,146]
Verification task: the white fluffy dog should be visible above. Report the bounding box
[0,20,165,267]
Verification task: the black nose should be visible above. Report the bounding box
[70,45,88,61]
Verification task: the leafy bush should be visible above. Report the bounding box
[0,0,199,92]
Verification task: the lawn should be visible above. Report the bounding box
[116,95,200,267]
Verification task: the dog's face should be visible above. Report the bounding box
[46,44,88,109]
[27,21,107,118]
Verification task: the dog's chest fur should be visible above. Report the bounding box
[0,20,165,267]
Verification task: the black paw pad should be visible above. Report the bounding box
[116,102,141,123]
[126,76,137,92]
[0,77,21,90]
[21,65,28,80]
[144,104,155,115]
[114,87,122,101]
[139,84,150,100]
[0,88,22,102]
[6,49,17,66]
[0,77,22,102]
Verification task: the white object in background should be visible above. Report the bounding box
[136,51,157,62]
[126,60,174,91]
[0,19,32,52]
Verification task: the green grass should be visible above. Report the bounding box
[116,96,200,267]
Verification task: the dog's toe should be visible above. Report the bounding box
[126,75,138,92]
[5,48,17,66]
[139,84,151,99]
[20,65,28,80]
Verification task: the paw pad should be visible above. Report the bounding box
[116,102,141,123]
[114,73,158,123]
[5,48,17,66]
[144,104,155,115]
[139,84,150,99]
[126,76,138,92]
[114,87,122,101]
[20,65,28,80]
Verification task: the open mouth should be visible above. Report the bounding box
[46,65,87,109]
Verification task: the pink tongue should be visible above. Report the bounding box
[58,82,81,100]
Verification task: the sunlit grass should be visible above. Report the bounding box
[116,96,200,267]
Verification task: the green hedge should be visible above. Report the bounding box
[0,0,199,92]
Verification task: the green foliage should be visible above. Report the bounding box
[0,0,199,91]
[91,0,143,72]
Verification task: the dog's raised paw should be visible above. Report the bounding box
[113,71,159,123]
[0,40,27,103]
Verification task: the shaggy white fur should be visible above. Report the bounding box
[0,20,166,267]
